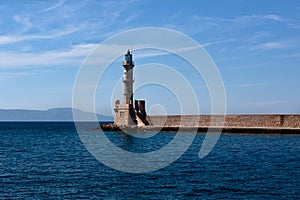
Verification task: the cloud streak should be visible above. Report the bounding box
[0,72,33,82]
[0,26,81,45]
[253,42,290,50]
[201,38,236,47]
[41,0,65,12]
[193,14,287,26]
[13,15,32,31]
[0,43,98,68]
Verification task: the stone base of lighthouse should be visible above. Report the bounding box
[114,103,136,126]
[114,100,149,127]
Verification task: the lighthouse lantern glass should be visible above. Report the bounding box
[125,53,131,62]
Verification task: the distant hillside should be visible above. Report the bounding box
[0,108,113,121]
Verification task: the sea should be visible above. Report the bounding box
[1,122,299,199]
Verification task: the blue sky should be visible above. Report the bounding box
[0,0,300,115]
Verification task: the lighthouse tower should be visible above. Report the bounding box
[123,50,134,105]
[114,50,137,126]
[114,50,149,127]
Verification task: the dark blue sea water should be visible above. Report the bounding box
[1,122,299,199]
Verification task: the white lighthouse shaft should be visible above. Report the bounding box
[123,50,134,105]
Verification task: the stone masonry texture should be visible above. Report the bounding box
[146,115,300,128]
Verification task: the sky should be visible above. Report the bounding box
[0,0,300,116]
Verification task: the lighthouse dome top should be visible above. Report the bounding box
[125,50,133,62]
[123,50,134,67]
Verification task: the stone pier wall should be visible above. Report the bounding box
[146,115,300,128]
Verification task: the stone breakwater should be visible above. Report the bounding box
[146,114,300,134]
[146,114,300,128]
[100,114,300,134]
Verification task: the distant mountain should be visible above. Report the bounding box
[0,108,113,121]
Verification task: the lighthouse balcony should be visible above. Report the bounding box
[123,61,134,66]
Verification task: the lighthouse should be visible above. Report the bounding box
[123,50,134,105]
[114,50,149,127]
[114,50,137,126]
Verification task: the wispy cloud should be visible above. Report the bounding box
[193,14,286,26]
[248,31,274,43]
[233,14,286,23]
[41,0,65,12]
[134,49,170,59]
[263,14,285,22]
[193,15,231,23]
[0,72,33,82]
[0,26,81,45]
[0,0,136,46]
[201,38,236,47]
[0,36,21,44]
[180,13,295,38]
[13,15,32,30]
[0,43,98,68]
[0,42,205,69]
[133,45,201,59]
[253,42,290,50]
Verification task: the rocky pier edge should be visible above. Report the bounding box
[97,123,300,134]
